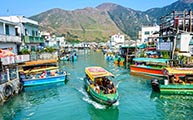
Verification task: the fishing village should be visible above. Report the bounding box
[1,0,193,120]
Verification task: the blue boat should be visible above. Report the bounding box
[60,51,78,61]
[19,59,67,87]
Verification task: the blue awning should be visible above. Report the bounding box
[133,57,170,63]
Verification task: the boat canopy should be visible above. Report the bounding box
[133,58,170,64]
[20,59,58,66]
[85,66,114,81]
[19,66,59,74]
[165,68,193,75]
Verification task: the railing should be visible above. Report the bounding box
[1,55,30,65]
[24,36,44,43]
[0,34,21,43]
[30,52,58,61]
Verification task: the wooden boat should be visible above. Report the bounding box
[151,67,193,95]
[19,59,67,87]
[84,66,119,105]
[130,58,170,78]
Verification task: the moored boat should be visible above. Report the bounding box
[84,66,118,105]
[19,59,67,87]
[114,55,125,66]
[104,52,114,61]
[130,58,170,78]
[60,51,78,61]
[151,67,193,95]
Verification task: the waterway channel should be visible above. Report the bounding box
[0,50,193,120]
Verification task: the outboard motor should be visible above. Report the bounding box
[151,78,160,92]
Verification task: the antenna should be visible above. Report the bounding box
[6,9,9,16]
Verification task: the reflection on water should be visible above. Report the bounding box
[150,92,193,120]
[88,105,119,120]
[24,82,65,92]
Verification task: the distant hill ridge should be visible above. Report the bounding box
[30,0,193,41]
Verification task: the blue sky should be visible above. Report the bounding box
[1,0,178,17]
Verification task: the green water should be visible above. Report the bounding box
[0,50,193,120]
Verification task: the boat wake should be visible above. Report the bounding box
[79,77,84,81]
[78,88,106,109]
[82,97,106,109]
[113,100,119,106]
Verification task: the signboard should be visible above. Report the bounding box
[156,42,172,51]
[1,55,30,65]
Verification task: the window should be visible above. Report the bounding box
[144,31,150,35]
[5,24,9,35]
[32,30,35,36]
[9,67,17,80]
[15,28,19,36]
[31,46,36,52]
[36,31,38,36]
[25,29,28,35]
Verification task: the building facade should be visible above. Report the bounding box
[141,25,160,43]
[110,33,125,48]
[0,16,44,52]
[0,18,21,54]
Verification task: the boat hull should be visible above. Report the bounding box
[130,65,164,77]
[160,84,193,95]
[84,78,118,106]
[114,57,124,66]
[22,75,66,87]
[60,56,77,61]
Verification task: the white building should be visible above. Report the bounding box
[141,25,160,43]
[0,18,21,54]
[110,33,125,48]
[0,16,44,51]
[41,31,66,48]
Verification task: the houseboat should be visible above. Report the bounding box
[84,66,119,106]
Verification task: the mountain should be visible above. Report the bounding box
[145,0,193,23]
[30,8,123,42]
[30,0,193,41]
[96,3,152,39]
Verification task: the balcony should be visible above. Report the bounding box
[24,36,44,44]
[0,34,21,43]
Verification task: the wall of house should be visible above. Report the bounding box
[141,26,160,43]
[0,22,16,36]
[0,22,3,34]
[8,24,16,36]
[176,33,192,52]
[110,34,125,46]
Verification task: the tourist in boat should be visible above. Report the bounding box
[39,70,47,78]
[94,83,100,94]
[170,75,185,84]
[106,81,116,94]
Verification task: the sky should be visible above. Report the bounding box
[0,0,178,17]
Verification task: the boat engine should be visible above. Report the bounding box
[151,78,160,92]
